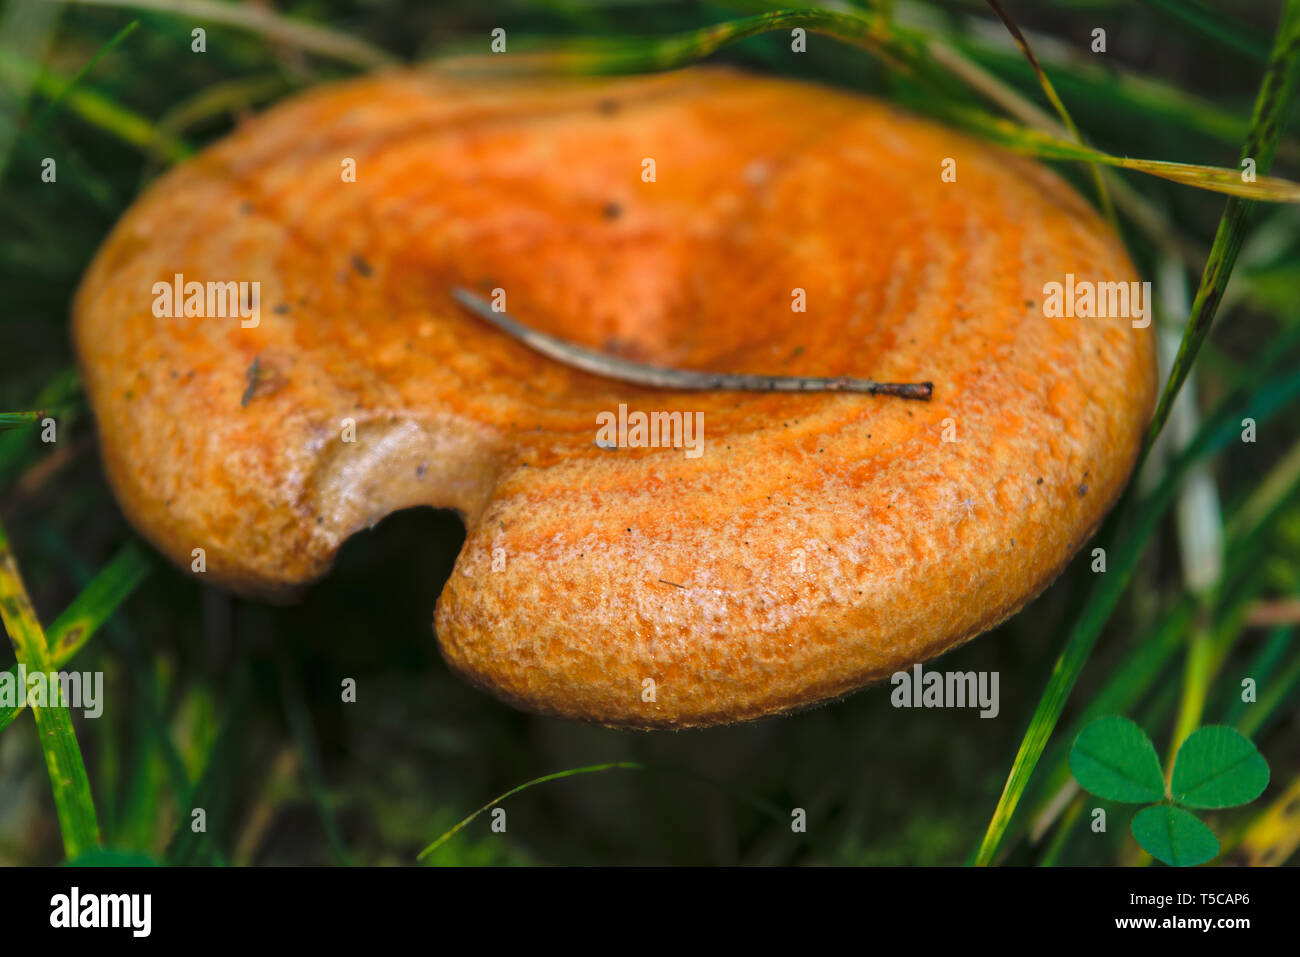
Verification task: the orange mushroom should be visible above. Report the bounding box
[73,66,1156,728]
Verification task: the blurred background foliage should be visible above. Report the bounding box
[0,0,1298,866]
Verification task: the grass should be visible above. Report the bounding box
[0,517,99,857]
[418,762,644,861]
[973,0,1300,865]
[1,0,1298,866]
[0,538,153,732]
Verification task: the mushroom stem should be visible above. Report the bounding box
[451,287,933,400]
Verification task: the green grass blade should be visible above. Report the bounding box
[66,0,398,69]
[0,47,191,161]
[0,0,62,178]
[1115,156,1300,202]
[45,540,154,665]
[1140,0,1271,63]
[974,350,1300,865]
[1236,639,1300,739]
[27,524,194,830]
[951,39,1269,152]
[464,9,1300,205]
[972,2,1300,866]
[0,409,67,430]
[478,9,920,77]
[1025,598,1194,842]
[929,108,1300,201]
[418,762,643,861]
[1227,437,1300,544]
[1222,626,1291,727]
[1165,618,1215,781]
[0,520,100,858]
[1144,0,1300,450]
[0,373,81,487]
[981,0,1112,221]
[0,539,153,733]
[1024,416,1300,847]
[1026,474,1294,852]
[117,688,167,851]
[164,664,249,866]
[31,19,139,134]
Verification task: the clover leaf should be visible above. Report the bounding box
[1069,715,1166,803]
[1170,725,1270,809]
[1130,805,1220,868]
[1068,716,1270,867]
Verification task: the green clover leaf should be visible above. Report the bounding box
[1130,805,1220,867]
[1070,717,1273,866]
[1069,715,1166,804]
[1171,725,1270,809]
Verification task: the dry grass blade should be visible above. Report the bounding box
[1224,774,1300,865]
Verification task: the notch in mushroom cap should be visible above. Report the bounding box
[73,66,1156,728]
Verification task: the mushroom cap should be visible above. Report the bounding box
[74,66,1156,728]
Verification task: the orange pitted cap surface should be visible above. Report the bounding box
[74,66,1156,727]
